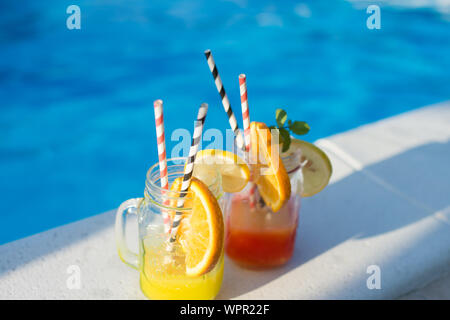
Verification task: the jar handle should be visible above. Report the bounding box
[115,198,142,270]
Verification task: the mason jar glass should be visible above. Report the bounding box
[115,157,225,299]
[225,149,302,268]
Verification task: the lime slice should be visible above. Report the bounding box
[282,139,332,197]
[192,163,218,188]
[193,149,250,193]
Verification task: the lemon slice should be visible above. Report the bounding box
[194,149,250,193]
[170,177,224,277]
[250,122,291,212]
[282,138,332,197]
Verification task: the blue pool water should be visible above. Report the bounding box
[0,1,449,244]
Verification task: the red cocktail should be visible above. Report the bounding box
[225,148,302,269]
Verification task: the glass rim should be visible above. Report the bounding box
[145,156,221,198]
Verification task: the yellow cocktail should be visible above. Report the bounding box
[140,233,224,300]
[115,158,225,300]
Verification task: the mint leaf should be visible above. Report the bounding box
[276,109,287,128]
[290,121,310,135]
[278,128,291,152]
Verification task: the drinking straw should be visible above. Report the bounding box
[204,49,245,152]
[239,74,256,209]
[169,103,209,243]
[153,99,171,233]
[239,74,251,152]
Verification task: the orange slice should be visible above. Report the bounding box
[250,122,291,212]
[169,177,224,277]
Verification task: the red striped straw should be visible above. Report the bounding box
[239,74,251,152]
[239,74,257,210]
[153,99,171,233]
